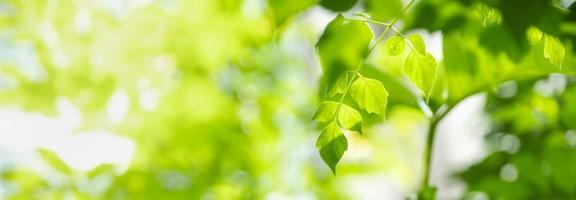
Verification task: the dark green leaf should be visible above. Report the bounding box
[319,0,358,12]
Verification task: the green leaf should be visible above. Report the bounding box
[37,148,73,175]
[527,27,543,44]
[328,74,349,97]
[337,103,362,134]
[365,0,403,21]
[313,101,339,127]
[543,35,565,68]
[268,0,318,26]
[404,51,437,97]
[319,0,358,12]
[386,36,405,56]
[349,76,389,116]
[316,122,348,174]
[313,101,362,133]
[317,14,373,97]
[86,164,114,179]
[408,34,426,54]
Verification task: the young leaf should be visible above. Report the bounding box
[313,101,338,128]
[386,36,405,56]
[408,34,426,54]
[405,51,437,98]
[337,103,363,134]
[37,148,73,175]
[349,76,389,116]
[316,122,348,174]
[317,14,373,95]
[328,74,349,97]
[313,101,362,133]
[544,35,565,68]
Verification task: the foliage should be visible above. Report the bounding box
[0,0,576,199]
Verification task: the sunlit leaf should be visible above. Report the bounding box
[408,34,426,54]
[404,51,437,98]
[313,101,339,127]
[543,35,565,68]
[349,76,389,116]
[527,27,543,44]
[386,36,405,56]
[316,122,348,174]
[337,103,362,134]
[314,101,362,133]
[37,148,73,176]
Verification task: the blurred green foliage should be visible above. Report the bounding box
[0,0,576,199]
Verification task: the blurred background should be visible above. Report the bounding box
[1,0,576,199]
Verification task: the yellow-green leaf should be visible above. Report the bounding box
[337,103,362,134]
[527,27,543,44]
[313,101,362,133]
[386,36,405,56]
[409,34,426,54]
[405,51,438,97]
[37,148,73,175]
[544,35,565,68]
[313,101,339,126]
[349,76,389,116]
[316,122,348,174]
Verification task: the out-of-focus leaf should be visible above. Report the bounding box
[364,0,403,21]
[349,76,389,116]
[328,73,349,97]
[316,122,347,174]
[268,0,317,25]
[408,34,426,54]
[86,164,115,179]
[319,0,358,12]
[496,0,565,41]
[527,27,543,44]
[543,35,565,68]
[386,36,405,56]
[404,51,437,98]
[37,148,73,176]
[317,14,373,98]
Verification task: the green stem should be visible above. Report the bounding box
[422,117,438,189]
